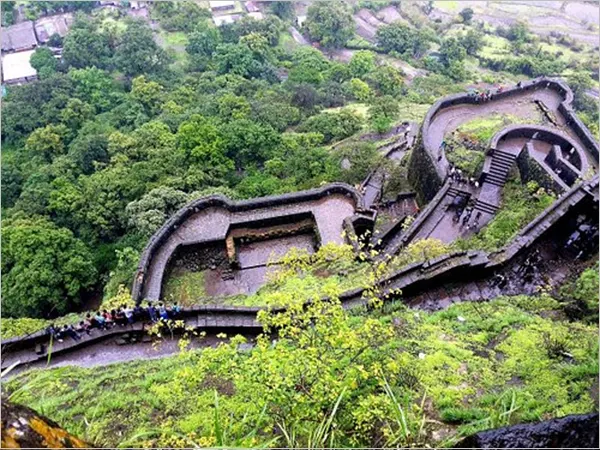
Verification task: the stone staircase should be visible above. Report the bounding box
[485,149,518,187]
[474,198,499,215]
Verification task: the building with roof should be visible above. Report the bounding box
[1,21,38,53]
[34,14,73,44]
[1,50,37,85]
[213,14,242,27]
[210,1,236,11]
[245,1,260,13]
[130,1,148,9]
[248,12,264,20]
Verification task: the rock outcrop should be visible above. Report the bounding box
[456,413,599,449]
[1,397,90,448]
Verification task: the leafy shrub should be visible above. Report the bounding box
[440,407,486,424]
[300,109,363,144]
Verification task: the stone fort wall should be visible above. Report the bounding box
[409,77,599,202]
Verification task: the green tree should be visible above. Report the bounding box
[30,48,59,77]
[152,0,210,32]
[68,67,120,112]
[305,1,355,49]
[270,1,294,20]
[376,23,430,58]
[222,118,281,168]
[25,124,69,162]
[60,98,95,132]
[348,50,376,79]
[177,115,234,184]
[187,26,221,57]
[62,16,113,70]
[349,78,372,102]
[366,64,404,96]
[48,33,63,47]
[187,26,221,71]
[1,1,15,26]
[507,21,531,43]
[301,109,363,144]
[459,7,474,24]
[1,152,24,208]
[214,42,257,78]
[114,20,168,77]
[131,75,164,115]
[368,95,400,133]
[252,96,301,132]
[1,217,97,318]
[336,142,382,185]
[125,187,190,237]
[459,29,484,56]
[217,93,251,120]
[287,47,331,85]
[66,121,111,175]
[439,37,467,66]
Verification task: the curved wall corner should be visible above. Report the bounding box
[132,183,373,303]
[412,77,599,204]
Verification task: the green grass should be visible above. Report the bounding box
[396,102,431,123]
[457,113,544,143]
[434,0,459,12]
[446,146,485,177]
[6,292,596,448]
[479,34,512,60]
[324,103,370,119]
[160,31,189,47]
[277,31,301,53]
[1,314,83,339]
[162,271,207,306]
[456,181,556,252]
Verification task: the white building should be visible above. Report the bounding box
[248,12,264,20]
[1,50,37,85]
[213,14,240,27]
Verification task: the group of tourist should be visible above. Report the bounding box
[452,200,482,231]
[448,165,480,189]
[45,302,182,343]
[565,217,599,260]
[468,84,508,102]
[491,249,543,289]
[515,249,542,282]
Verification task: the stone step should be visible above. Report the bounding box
[493,154,515,162]
[474,199,499,214]
[491,158,515,169]
[494,149,518,160]
[489,164,511,174]
[485,173,508,185]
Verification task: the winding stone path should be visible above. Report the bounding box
[381,78,599,252]
[3,80,598,373]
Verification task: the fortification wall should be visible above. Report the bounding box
[132,183,373,303]
[414,77,599,202]
[4,177,596,371]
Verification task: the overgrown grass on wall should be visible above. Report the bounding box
[6,289,597,448]
[456,180,556,252]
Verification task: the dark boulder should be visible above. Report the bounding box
[456,413,598,448]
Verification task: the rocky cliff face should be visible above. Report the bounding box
[1,398,90,448]
[456,413,599,449]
